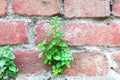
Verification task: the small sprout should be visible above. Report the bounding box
[37,16,73,76]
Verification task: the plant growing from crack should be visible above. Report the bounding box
[37,16,73,76]
[0,46,18,80]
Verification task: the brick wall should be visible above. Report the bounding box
[1,0,120,80]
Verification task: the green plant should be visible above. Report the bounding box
[37,16,73,76]
[0,46,18,80]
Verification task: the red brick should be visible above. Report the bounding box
[113,0,120,17]
[35,22,120,46]
[13,50,50,74]
[0,0,8,16]
[64,0,110,18]
[12,0,60,16]
[64,51,108,76]
[112,52,120,74]
[65,22,120,46]
[0,21,28,45]
[35,21,51,45]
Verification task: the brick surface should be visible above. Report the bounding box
[64,0,110,18]
[64,51,108,76]
[113,0,120,17]
[12,0,60,16]
[112,52,120,74]
[13,50,50,74]
[0,0,8,16]
[0,21,28,45]
[35,21,51,45]
[35,22,120,46]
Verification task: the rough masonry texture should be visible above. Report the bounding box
[0,0,8,16]
[64,51,108,76]
[0,21,28,45]
[12,0,60,16]
[112,52,120,74]
[64,0,110,18]
[0,0,120,80]
[13,50,50,74]
[113,0,120,17]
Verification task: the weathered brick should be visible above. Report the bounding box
[35,21,51,45]
[35,22,120,46]
[0,0,8,16]
[112,52,120,74]
[13,50,50,74]
[0,21,28,45]
[65,22,120,46]
[113,0,120,17]
[64,0,110,18]
[64,51,108,76]
[12,0,60,16]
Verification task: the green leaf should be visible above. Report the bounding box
[3,53,9,58]
[52,66,58,76]
[56,62,62,68]
[52,66,63,76]
[9,65,18,72]
[50,26,56,31]
[42,40,47,44]
[47,53,52,60]
[12,72,17,78]
[51,39,58,45]
[50,20,54,24]
[58,68,63,73]
[0,75,2,78]
[0,59,6,67]
[3,75,8,80]
[52,66,55,70]
[52,71,58,76]
[37,44,46,50]
[37,40,47,50]
[3,46,11,51]
[66,63,70,68]
[0,67,6,74]
[58,25,63,28]
[38,52,44,58]
[62,61,70,68]
[47,44,53,50]
[47,31,52,36]
[8,53,15,59]
[59,41,67,47]
[5,69,11,75]
[52,16,61,22]
[51,48,58,55]
[55,32,64,37]
[54,56,61,60]
[44,58,48,64]
[48,61,51,65]
[5,61,14,66]
[0,52,3,57]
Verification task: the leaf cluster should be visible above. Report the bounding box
[37,16,73,76]
[0,46,18,80]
